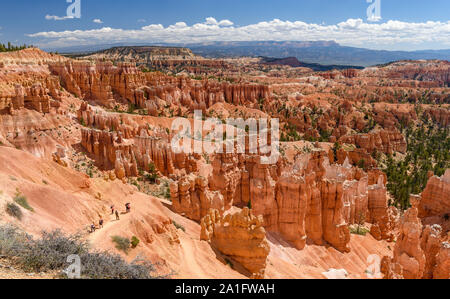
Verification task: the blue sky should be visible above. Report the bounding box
[0,0,449,50]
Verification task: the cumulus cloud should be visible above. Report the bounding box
[29,17,450,50]
[93,19,104,24]
[45,15,74,21]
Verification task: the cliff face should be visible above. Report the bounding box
[194,150,396,253]
[339,130,407,154]
[170,174,224,221]
[418,169,450,219]
[367,176,398,241]
[382,197,449,279]
[200,208,270,279]
[381,171,450,280]
[50,61,270,112]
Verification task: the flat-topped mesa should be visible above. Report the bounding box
[200,208,270,279]
[381,195,449,279]
[339,130,407,155]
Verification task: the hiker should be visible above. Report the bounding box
[111,205,115,215]
[125,203,131,214]
[115,210,120,220]
[90,222,96,233]
[99,218,104,228]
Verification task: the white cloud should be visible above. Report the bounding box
[45,15,74,21]
[137,19,146,23]
[218,20,234,27]
[93,19,103,24]
[29,17,450,50]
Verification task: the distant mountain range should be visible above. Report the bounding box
[185,41,450,67]
[259,56,364,71]
[53,41,450,67]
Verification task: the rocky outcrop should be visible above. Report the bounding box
[418,169,450,219]
[368,176,398,241]
[339,130,407,154]
[336,148,377,169]
[433,242,450,279]
[381,195,449,279]
[50,60,271,112]
[52,145,70,167]
[205,149,394,252]
[200,208,270,279]
[170,174,224,221]
[382,196,426,279]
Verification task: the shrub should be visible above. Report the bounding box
[13,191,34,212]
[0,225,160,279]
[111,236,131,254]
[349,226,369,236]
[18,230,88,272]
[131,236,140,248]
[225,258,233,268]
[79,252,156,279]
[173,221,185,232]
[0,224,30,256]
[6,202,22,220]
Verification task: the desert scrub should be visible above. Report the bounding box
[173,221,185,232]
[13,190,34,212]
[6,202,23,220]
[111,236,131,254]
[0,225,159,279]
[131,236,140,248]
[349,225,370,236]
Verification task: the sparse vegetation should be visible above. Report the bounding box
[349,225,369,236]
[173,221,185,232]
[111,236,131,254]
[145,162,159,183]
[6,202,23,220]
[0,225,158,279]
[225,258,234,268]
[13,190,34,212]
[0,42,30,52]
[384,124,449,210]
[131,236,140,248]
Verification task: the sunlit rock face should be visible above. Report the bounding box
[418,170,450,219]
[200,208,270,279]
[382,195,449,279]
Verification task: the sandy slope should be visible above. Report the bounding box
[0,146,392,279]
